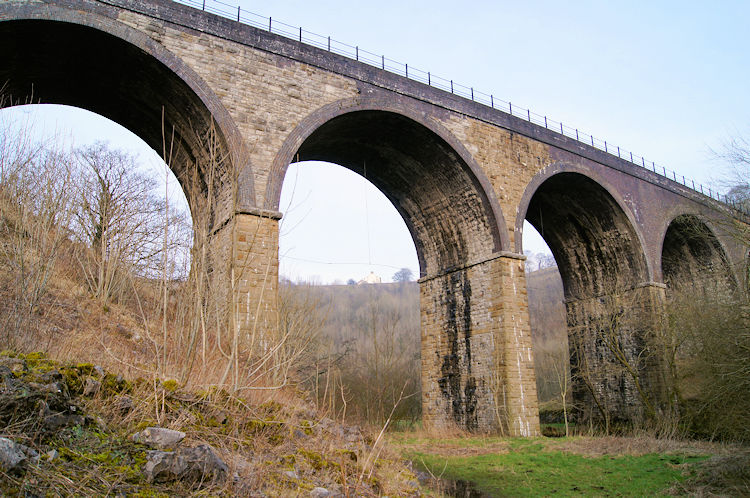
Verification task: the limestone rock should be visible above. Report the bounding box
[0,357,27,375]
[132,427,185,450]
[83,377,101,396]
[0,437,37,473]
[114,395,133,414]
[144,444,228,484]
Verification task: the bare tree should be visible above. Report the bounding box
[70,142,188,303]
[392,267,413,283]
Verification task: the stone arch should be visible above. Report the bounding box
[0,3,255,220]
[268,97,522,432]
[516,167,651,300]
[661,213,737,293]
[516,168,663,425]
[267,96,510,278]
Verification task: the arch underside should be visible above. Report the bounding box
[295,110,501,278]
[662,214,735,294]
[0,18,237,226]
[294,110,506,431]
[525,173,661,424]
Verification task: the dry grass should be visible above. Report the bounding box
[547,434,735,458]
[0,351,421,496]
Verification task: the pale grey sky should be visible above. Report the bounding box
[3,0,749,283]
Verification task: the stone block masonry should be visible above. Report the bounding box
[3,0,745,434]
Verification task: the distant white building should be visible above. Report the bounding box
[357,271,382,285]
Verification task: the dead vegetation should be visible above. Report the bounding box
[0,108,422,495]
[0,352,420,496]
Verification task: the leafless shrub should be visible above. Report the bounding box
[0,113,76,349]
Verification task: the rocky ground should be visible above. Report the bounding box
[0,352,421,496]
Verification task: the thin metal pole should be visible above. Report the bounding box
[202,0,205,10]
[471,88,474,100]
[490,95,494,108]
[527,109,531,121]
[576,129,579,140]
[428,72,431,85]
[450,80,453,93]
[509,102,512,115]
[356,46,359,60]
[605,141,608,153]
[382,55,385,69]
[630,152,633,162]
[327,36,330,51]
[544,116,547,128]
[560,122,564,134]
[299,27,302,42]
[617,146,620,157]
[237,6,240,21]
[405,63,407,77]
[269,17,272,31]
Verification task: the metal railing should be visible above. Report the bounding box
[172,0,748,216]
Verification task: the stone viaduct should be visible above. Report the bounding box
[1,0,746,436]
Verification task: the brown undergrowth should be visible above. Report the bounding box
[0,351,420,496]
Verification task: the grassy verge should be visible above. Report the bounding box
[390,433,721,497]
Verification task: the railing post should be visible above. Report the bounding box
[491,95,494,108]
[405,63,408,77]
[605,141,608,153]
[327,36,330,51]
[617,146,620,158]
[428,72,431,85]
[527,109,531,121]
[471,88,474,101]
[202,0,205,10]
[299,27,302,42]
[382,55,385,69]
[576,129,579,141]
[544,116,547,128]
[561,122,564,134]
[509,102,512,115]
[356,46,359,60]
[450,80,454,93]
[237,6,240,21]
[269,17,272,31]
[630,152,633,162]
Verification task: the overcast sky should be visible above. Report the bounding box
[3,0,749,283]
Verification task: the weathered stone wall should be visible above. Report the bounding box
[420,255,539,437]
[3,0,746,435]
[566,284,668,425]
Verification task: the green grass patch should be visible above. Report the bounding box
[400,437,706,497]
